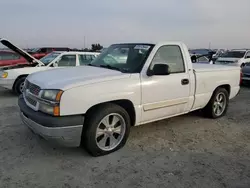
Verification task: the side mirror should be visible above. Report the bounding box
[147,64,170,76]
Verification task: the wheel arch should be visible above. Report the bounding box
[215,84,231,96]
[85,99,136,127]
[12,74,29,90]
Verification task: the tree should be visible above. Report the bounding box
[90,43,103,52]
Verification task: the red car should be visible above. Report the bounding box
[0,38,70,67]
[0,50,28,67]
[27,47,70,59]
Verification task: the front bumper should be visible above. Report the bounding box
[18,95,84,147]
[0,78,15,90]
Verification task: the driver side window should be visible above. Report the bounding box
[57,55,76,67]
[150,45,185,73]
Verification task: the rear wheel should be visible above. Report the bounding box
[14,77,26,95]
[83,103,131,156]
[203,88,229,118]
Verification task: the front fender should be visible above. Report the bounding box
[59,75,141,116]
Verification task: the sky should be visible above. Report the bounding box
[0,0,250,49]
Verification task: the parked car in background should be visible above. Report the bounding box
[241,63,250,84]
[27,47,70,59]
[212,49,225,58]
[190,54,212,64]
[0,50,28,67]
[189,48,215,56]
[18,41,241,156]
[0,39,100,94]
[214,49,250,67]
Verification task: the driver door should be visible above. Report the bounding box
[141,44,191,123]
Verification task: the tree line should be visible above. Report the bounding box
[71,43,103,52]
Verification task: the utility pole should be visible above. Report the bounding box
[84,36,86,49]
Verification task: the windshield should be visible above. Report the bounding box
[89,43,154,73]
[220,51,245,58]
[39,52,61,65]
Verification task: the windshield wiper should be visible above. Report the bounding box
[87,63,99,67]
[99,64,123,72]
[87,63,124,72]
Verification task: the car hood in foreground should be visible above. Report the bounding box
[27,66,131,90]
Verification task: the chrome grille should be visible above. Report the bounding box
[26,95,37,106]
[26,81,41,96]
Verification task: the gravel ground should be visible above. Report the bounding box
[0,87,249,188]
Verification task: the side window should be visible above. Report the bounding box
[197,56,208,62]
[79,54,94,65]
[150,45,185,73]
[40,48,47,53]
[245,52,250,59]
[47,48,53,53]
[57,55,76,67]
[0,52,20,60]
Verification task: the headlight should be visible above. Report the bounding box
[1,72,8,78]
[39,89,63,116]
[39,103,54,115]
[41,89,63,102]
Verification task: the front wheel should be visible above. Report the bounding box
[203,88,229,118]
[14,77,26,95]
[83,103,131,156]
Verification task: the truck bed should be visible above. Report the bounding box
[191,63,240,111]
[193,63,239,72]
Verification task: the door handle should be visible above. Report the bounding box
[181,79,189,85]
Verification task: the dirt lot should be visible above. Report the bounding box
[0,87,249,188]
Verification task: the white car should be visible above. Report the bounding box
[214,49,250,67]
[18,42,241,156]
[0,38,100,94]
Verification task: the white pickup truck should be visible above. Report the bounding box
[18,42,241,156]
[0,39,100,94]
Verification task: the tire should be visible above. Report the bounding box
[203,87,229,119]
[14,77,26,95]
[82,103,131,157]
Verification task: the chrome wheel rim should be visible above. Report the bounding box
[95,113,126,151]
[213,92,226,116]
[19,82,25,93]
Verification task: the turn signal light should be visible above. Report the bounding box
[53,106,60,116]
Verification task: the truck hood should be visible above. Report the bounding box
[27,66,131,90]
[0,38,45,66]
